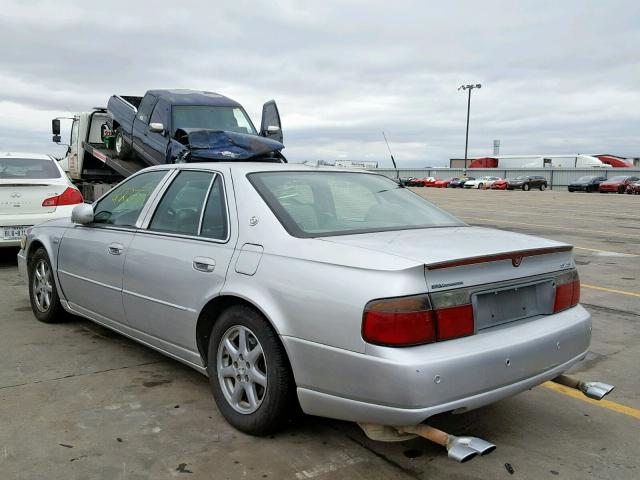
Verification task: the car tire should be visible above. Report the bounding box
[618,186,625,194]
[478,183,484,189]
[207,304,296,436]
[114,127,132,160]
[523,183,530,191]
[540,183,547,191]
[28,248,66,323]
[568,188,573,192]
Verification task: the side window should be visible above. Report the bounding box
[137,95,157,124]
[70,120,79,146]
[201,176,228,240]
[149,99,169,127]
[93,171,167,227]
[149,171,214,235]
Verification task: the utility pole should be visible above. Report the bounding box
[458,84,482,169]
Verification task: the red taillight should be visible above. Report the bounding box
[434,304,474,340]
[554,270,580,312]
[362,294,474,346]
[42,187,83,207]
[362,295,436,346]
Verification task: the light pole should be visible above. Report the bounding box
[458,83,482,169]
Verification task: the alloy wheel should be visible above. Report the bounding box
[217,325,268,414]
[32,260,53,312]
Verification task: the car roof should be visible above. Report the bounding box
[143,162,381,176]
[0,152,53,160]
[147,89,242,107]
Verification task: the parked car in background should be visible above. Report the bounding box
[434,178,457,188]
[449,176,475,188]
[414,177,439,187]
[463,176,502,189]
[398,177,417,186]
[568,176,607,193]
[624,180,640,195]
[18,163,592,435]
[490,179,509,190]
[507,176,548,191]
[1,153,83,247]
[599,176,640,194]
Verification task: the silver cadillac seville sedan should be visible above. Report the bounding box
[18,163,590,435]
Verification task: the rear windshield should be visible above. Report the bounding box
[608,176,627,182]
[248,171,466,238]
[576,176,596,182]
[0,157,61,179]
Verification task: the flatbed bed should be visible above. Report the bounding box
[83,142,147,178]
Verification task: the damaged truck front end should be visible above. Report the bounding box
[171,129,286,164]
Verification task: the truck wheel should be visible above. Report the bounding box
[523,183,530,191]
[28,248,66,323]
[207,305,296,435]
[114,128,132,160]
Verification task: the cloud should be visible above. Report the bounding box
[1,0,638,165]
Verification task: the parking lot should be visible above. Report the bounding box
[1,188,638,480]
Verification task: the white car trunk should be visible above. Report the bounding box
[0,180,63,215]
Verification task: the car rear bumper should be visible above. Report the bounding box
[285,305,591,425]
[0,208,74,247]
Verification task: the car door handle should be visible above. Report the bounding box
[193,257,216,272]
[108,243,124,255]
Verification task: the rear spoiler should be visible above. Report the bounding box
[426,246,573,271]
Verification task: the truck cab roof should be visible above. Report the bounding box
[146,89,242,107]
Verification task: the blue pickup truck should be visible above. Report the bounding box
[107,89,285,165]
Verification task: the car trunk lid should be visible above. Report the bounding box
[322,226,575,331]
[321,226,573,286]
[0,180,65,215]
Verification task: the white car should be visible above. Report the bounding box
[1,152,83,247]
[463,176,502,189]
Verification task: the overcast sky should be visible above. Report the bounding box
[1,0,638,166]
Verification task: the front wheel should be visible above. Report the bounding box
[523,183,530,191]
[618,186,625,194]
[540,183,547,191]
[207,305,296,435]
[28,248,66,323]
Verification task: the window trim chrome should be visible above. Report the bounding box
[87,168,175,231]
[138,168,231,245]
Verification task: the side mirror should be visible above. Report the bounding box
[267,125,280,134]
[149,122,164,133]
[71,203,94,225]
[52,135,62,143]
[52,119,61,135]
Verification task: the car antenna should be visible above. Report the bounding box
[382,131,399,180]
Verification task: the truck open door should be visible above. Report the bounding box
[260,100,283,143]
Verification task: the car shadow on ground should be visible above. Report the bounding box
[0,247,19,268]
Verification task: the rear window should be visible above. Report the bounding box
[608,176,627,182]
[0,157,61,179]
[248,171,466,238]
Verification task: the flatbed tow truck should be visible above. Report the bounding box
[52,108,147,201]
